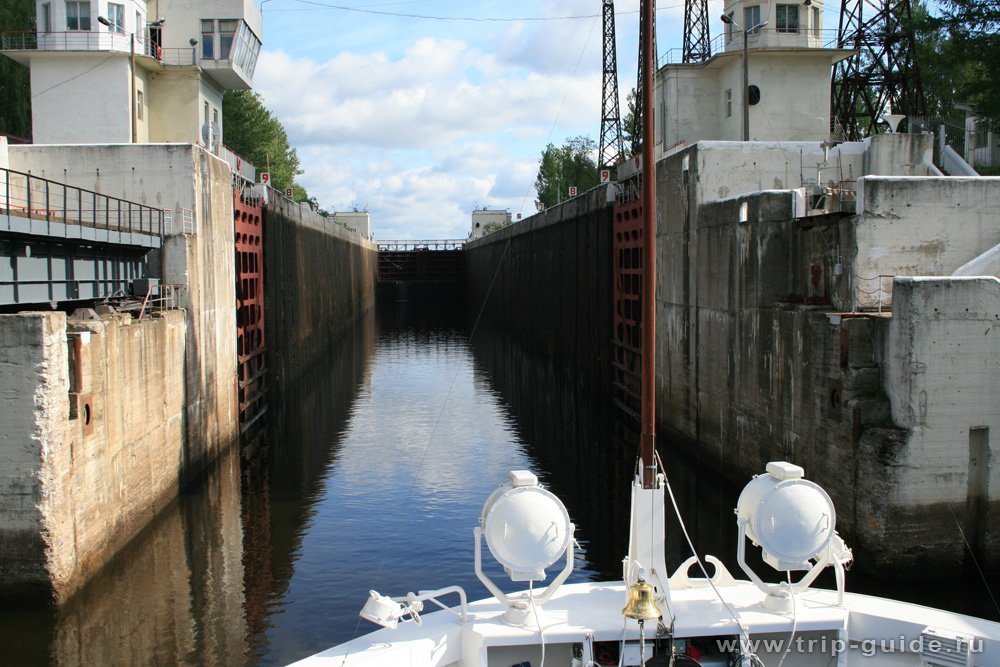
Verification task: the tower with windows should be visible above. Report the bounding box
[1,0,263,145]
[656,0,850,150]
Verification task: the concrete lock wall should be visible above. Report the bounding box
[877,277,1000,571]
[264,195,378,411]
[3,143,240,600]
[655,140,1000,574]
[0,310,188,603]
[465,184,614,372]
[9,143,240,476]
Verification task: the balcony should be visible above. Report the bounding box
[0,30,196,67]
[659,27,844,65]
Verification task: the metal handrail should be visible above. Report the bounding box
[0,30,195,66]
[0,167,164,239]
[659,27,844,65]
[377,239,466,251]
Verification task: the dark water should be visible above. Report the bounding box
[1,302,998,666]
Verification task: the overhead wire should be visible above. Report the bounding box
[281,0,685,22]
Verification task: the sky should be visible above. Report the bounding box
[253,0,840,240]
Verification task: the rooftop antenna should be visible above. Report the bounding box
[831,0,926,140]
[598,0,625,172]
[682,0,711,63]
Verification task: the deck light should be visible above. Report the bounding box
[475,471,575,626]
[359,587,469,630]
[736,462,853,608]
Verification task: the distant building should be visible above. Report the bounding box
[336,211,371,238]
[469,209,511,241]
[0,0,263,146]
[654,0,849,152]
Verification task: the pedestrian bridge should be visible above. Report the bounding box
[0,167,164,306]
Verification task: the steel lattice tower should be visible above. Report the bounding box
[599,0,625,170]
[682,0,711,63]
[632,0,655,156]
[831,0,926,140]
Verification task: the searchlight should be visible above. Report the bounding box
[736,461,853,609]
[475,470,575,627]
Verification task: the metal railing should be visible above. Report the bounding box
[0,167,164,242]
[0,30,195,66]
[377,239,465,251]
[854,274,893,313]
[660,27,843,65]
[219,144,258,183]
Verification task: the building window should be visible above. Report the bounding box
[231,22,262,75]
[202,20,215,59]
[204,101,210,125]
[66,1,91,31]
[744,5,761,34]
[107,3,125,32]
[725,89,733,118]
[812,7,821,36]
[42,3,51,33]
[137,90,144,120]
[218,20,238,59]
[776,4,799,33]
[213,108,219,127]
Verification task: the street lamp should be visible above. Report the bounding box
[720,15,768,141]
[98,15,138,144]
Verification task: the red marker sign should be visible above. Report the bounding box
[568,186,578,197]
[260,172,270,184]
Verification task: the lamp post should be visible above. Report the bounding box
[720,15,767,141]
[98,15,137,143]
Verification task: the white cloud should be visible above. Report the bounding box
[254,0,722,239]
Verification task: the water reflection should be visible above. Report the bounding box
[249,303,603,665]
[53,446,244,666]
[3,299,997,666]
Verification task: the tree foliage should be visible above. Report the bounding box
[534,136,599,209]
[622,89,639,158]
[0,0,34,139]
[222,90,303,192]
[912,0,1000,130]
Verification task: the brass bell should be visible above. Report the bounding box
[622,577,662,620]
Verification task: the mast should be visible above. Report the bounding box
[639,0,656,489]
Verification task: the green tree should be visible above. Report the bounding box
[0,0,34,139]
[912,0,1000,130]
[222,90,303,192]
[622,89,638,158]
[534,136,599,209]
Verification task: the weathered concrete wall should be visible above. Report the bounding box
[264,194,378,403]
[875,277,1000,571]
[0,313,63,599]
[853,177,1000,284]
[655,140,1000,575]
[9,143,240,477]
[2,144,240,600]
[465,185,614,369]
[0,310,189,602]
[51,447,247,666]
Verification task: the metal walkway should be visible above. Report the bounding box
[0,167,163,306]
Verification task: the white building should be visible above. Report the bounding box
[336,211,371,238]
[469,209,512,241]
[655,0,850,153]
[0,0,262,146]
